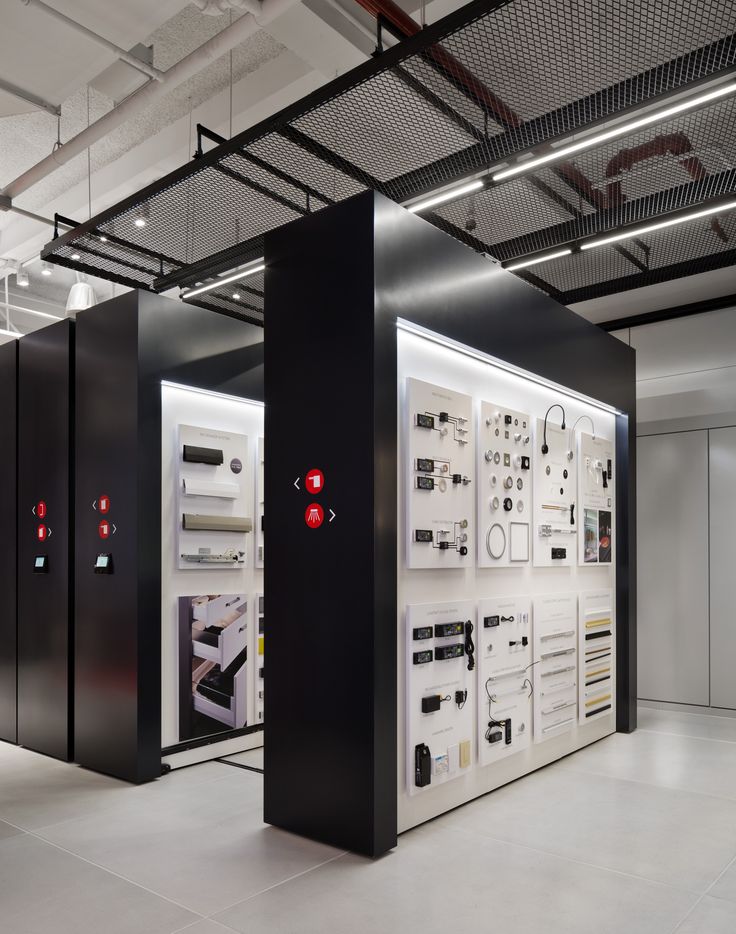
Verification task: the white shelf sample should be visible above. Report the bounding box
[406,601,474,795]
[477,401,532,567]
[579,590,614,723]
[404,378,474,569]
[177,424,251,570]
[255,436,264,569]
[533,593,578,742]
[578,432,615,566]
[533,418,577,567]
[477,595,532,766]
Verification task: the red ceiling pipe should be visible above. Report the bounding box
[605,131,708,205]
[354,0,521,129]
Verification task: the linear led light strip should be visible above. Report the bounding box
[0,328,20,340]
[181,262,265,300]
[493,81,736,182]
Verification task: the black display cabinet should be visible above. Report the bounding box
[263,191,636,857]
[0,340,18,744]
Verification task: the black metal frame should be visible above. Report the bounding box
[39,0,736,313]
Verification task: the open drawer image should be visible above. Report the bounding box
[191,594,248,670]
[192,648,248,730]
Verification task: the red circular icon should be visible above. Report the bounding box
[98,495,111,514]
[98,520,111,540]
[305,468,324,495]
[304,502,324,529]
[37,524,48,542]
[36,501,47,519]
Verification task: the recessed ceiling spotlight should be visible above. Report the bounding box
[71,252,81,260]
[232,292,241,300]
[133,203,150,228]
[99,234,108,243]
[16,268,29,288]
[41,261,53,276]
[134,217,147,228]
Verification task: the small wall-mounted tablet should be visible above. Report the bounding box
[33,555,49,573]
[182,514,252,533]
[182,444,224,466]
[94,554,114,574]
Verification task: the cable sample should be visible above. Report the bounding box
[541,404,566,454]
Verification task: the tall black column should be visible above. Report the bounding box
[0,341,18,744]
[17,320,74,761]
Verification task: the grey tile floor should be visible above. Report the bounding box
[1,706,736,933]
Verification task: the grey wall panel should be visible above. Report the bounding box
[637,431,709,704]
[709,427,736,709]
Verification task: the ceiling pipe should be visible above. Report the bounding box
[20,0,163,82]
[3,0,299,202]
[0,75,60,116]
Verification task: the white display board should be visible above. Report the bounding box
[533,419,577,567]
[397,325,617,832]
[161,383,264,767]
[477,595,532,766]
[477,401,532,567]
[579,589,614,723]
[532,592,578,742]
[578,432,614,566]
[404,377,474,569]
[406,601,475,795]
[177,424,252,571]
[256,436,264,569]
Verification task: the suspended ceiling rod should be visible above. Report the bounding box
[20,0,163,82]
[3,0,299,201]
[0,76,60,116]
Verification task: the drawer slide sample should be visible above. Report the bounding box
[182,514,253,533]
[182,478,239,498]
[183,444,224,465]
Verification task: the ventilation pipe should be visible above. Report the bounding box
[2,0,299,201]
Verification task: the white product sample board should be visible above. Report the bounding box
[406,601,474,795]
[578,432,614,566]
[398,326,617,833]
[161,383,265,767]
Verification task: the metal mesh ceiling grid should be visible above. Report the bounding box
[41,0,736,312]
[189,268,266,325]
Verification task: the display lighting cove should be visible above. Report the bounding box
[407,179,484,214]
[16,268,29,288]
[493,81,736,182]
[0,328,20,339]
[180,262,265,300]
[506,249,572,271]
[396,319,620,416]
[161,379,264,409]
[41,261,53,277]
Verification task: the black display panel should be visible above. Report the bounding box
[0,341,18,743]
[17,320,73,761]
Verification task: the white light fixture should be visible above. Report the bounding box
[134,217,147,228]
[181,262,265,300]
[16,268,29,288]
[161,379,264,408]
[581,198,736,250]
[506,248,572,271]
[492,81,736,183]
[232,292,241,300]
[41,261,53,276]
[407,179,484,214]
[0,328,20,339]
[99,235,108,242]
[71,252,81,260]
[133,203,149,228]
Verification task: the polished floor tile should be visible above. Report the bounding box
[0,818,24,841]
[0,833,196,934]
[435,766,736,891]
[216,823,697,934]
[555,729,736,800]
[675,896,736,933]
[639,706,736,743]
[706,856,736,904]
[39,766,343,917]
[172,922,237,934]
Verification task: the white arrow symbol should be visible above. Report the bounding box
[32,506,36,515]
[294,477,300,490]
[112,523,117,535]
[92,500,97,510]
[47,527,52,538]
[329,508,336,523]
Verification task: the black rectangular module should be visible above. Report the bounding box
[551,547,567,559]
[434,621,464,638]
[416,413,434,430]
[412,626,432,641]
[438,541,450,550]
[504,719,512,745]
[421,695,442,714]
[415,476,434,491]
[183,444,224,465]
[434,643,464,661]
[415,744,431,787]
[521,456,530,470]
[438,412,449,423]
[488,729,502,744]
[484,615,500,628]
[415,458,434,472]
[585,704,612,718]
[414,529,433,543]
[504,414,513,425]
[607,459,612,480]
[586,630,612,640]
[413,650,433,665]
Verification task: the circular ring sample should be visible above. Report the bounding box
[517,477,523,490]
[490,496,499,510]
[517,500,524,512]
[494,452,501,464]
[486,523,506,559]
[438,479,447,492]
[490,474,497,487]
[503,497,513,511]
